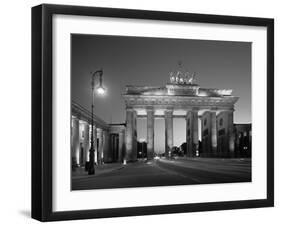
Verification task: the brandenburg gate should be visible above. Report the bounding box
[123,69,239,161]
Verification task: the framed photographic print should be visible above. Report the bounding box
[32,4,274,221]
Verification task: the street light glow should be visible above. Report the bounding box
[96,86,106,95]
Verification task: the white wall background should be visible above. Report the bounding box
[0,0,279,225]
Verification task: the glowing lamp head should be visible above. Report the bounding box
[96,86,106,95]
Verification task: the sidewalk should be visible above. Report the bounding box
[72,162,125,179]
[172,156,251,161]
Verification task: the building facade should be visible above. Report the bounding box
[234,123,252,157]
[71,102,125,168]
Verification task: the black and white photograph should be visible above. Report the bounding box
[71,34,252,190]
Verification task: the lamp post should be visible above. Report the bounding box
[88,69,105,175]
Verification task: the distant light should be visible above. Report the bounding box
[96,86,106,95]
[197,92,208,97]
[154,156,160,160]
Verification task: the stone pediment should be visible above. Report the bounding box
[166,83,200,96]
[124,84,234,98]
[125,86,167,95]
[123,74,238,110]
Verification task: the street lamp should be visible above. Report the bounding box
[88,69,105,175]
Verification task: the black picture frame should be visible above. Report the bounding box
[32,4,274,222]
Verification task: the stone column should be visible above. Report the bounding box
[228,110,235,156]
[93,126,98,164]
[186,110,199,157]
[72,117,80,166]
[125,108,137,162]
[165,109,173,158]
[132,110,138,161]
[192,110,199,155]
[201,111,211,157]
[147,108,154,160]
[97,129,104,164]
[118,130,124,162]
[186,111,192,157]
[103,130,110,163]
[210,110,217,155]
[216,112,228,156]
[84,122,90,162]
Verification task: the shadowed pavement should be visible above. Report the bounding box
[72,157,251,190]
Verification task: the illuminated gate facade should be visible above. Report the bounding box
[123,74,239,161]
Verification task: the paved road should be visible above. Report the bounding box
[72,158,251,190]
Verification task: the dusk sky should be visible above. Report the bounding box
[71,34,251,153]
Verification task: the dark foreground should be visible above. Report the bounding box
[72,157,251,190]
